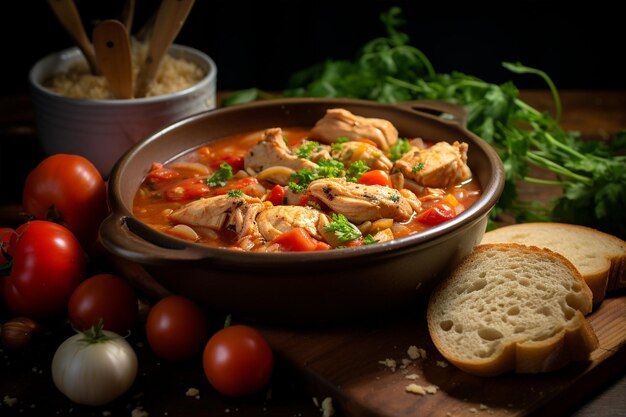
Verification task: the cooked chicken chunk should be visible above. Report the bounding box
[331,141,393,171]
[169,194,264,239]
[256,205,328,241]
[393,141,472,188]
[244,128,318,173]
[308,178,414,224]
[311,108,398,151]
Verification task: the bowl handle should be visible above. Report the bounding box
[396,100,468,127]
[99,212,207,264]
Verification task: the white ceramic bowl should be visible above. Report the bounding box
[28,45,217,177]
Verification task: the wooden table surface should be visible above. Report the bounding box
[0,90,625,416]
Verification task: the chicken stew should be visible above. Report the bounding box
[133,108,481,252]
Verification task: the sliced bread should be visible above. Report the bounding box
[427,243,599,377]
[481,222,626,304]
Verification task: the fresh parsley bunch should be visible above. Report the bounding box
[224,7,626,239]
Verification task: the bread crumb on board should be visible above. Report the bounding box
[312,397,335,417]
[436,360,449,368]
[407,345,427,360]
[185,387,200,399]
[405,373,420,380]
[3,395,18,407]
[405,384,439,395]
[378,358,397,372]
[131,406,149,417]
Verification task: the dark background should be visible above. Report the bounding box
[4,0,626,96]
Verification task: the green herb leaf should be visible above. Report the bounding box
[227,190,243,198]
[389,138,411,162]
[324,213,362,242]
[207,162,234,187]
[346,160,370,182]
[363,234,378,245]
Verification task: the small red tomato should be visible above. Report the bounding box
[22,154,108,248]
[4,221,85,318]
[203,325,273,397]
[68,274,138,334]
[146,295,209,361]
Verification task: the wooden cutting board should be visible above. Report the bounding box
[260,294,626,417]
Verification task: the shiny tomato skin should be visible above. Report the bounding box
[4,221,85,318]
[22,154,108,248]
[203,325,273,397]
[68,274,138,334]
[145,295,209,361]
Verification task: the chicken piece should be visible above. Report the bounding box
[169,194,264,240]
[331,141,393,171]
[256,205,328,241]
[311,108,398,151]
[393,141,472,188]
[308,178,414,224]
[244,128,318,173]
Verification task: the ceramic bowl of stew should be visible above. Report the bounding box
[100,98,505,324]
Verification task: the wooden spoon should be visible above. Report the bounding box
[134,0,195,97]
[46,0,101,75]
[93,20,133,99]
[120,0,136,34]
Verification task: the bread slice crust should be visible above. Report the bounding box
[481,222,626,304]
[427,243,599,377]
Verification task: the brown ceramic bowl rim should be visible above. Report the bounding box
[104,98,505,267]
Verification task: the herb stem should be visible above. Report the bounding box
[526,153,592,184]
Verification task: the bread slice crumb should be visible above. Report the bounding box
[405,373,420,380]
[3,395,18,407]
[405,384,439,395]
[378,358,397,372]
[436,360,449,368]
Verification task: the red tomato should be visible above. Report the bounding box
[203,325,273,397]
[145,162,181,183]
[357,170,392,187]
[146,295,209,361]
[68,274,138,334]
[4,221,85,318]
[268,185,285,205]
[417,203,457,226]
[22,154,108,248]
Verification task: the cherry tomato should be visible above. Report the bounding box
[164,178,211,201]
[146,295,209,361]
[203,325,273,397]
[357,170,392,187]
[4,221,85,318]
[68,274,138,334]
[22,154,108,248]
[271,227,330,252]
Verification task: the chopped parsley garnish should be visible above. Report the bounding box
[389,193,400,203]
[207,162,234,187]
[336,137,349,143]
[306,201,322,210]
[295,141,320,159]
[412,162,425,173]
[363,234,378,245]
[346,160,370,182]
[389,138,411,162]
[316,159,345,178]
[289,159,348,192]
[324,213,362,242]
[227,189,243,198]
[288,181,306,193]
